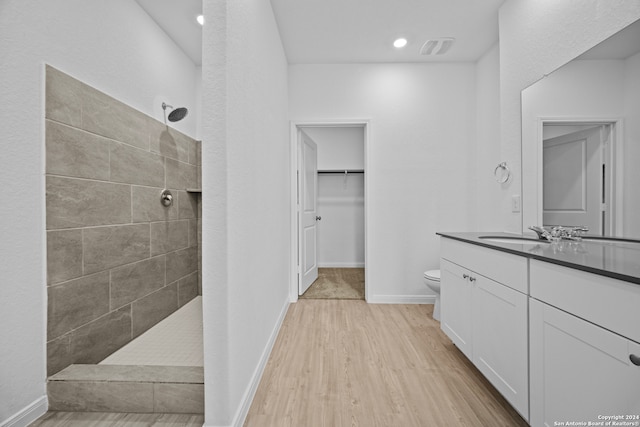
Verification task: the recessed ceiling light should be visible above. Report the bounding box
[196,14,204,26]
[393,38,408,49]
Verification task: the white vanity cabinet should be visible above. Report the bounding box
[439,234,640,426]
[440,238,529,420]
[529,260,640,426]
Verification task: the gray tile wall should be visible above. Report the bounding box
[45,65,202,376]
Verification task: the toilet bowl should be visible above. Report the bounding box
[423,269,441,321]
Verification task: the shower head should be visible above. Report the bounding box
[162,102,189,123]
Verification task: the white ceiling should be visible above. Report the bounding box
[134,0,507,66]
[270,0,505,63]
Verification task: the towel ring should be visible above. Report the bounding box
[494,162,511,184]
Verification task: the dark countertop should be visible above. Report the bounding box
[437,232,640,285]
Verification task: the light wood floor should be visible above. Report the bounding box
[29,412,204,426]
[244,300,528,427]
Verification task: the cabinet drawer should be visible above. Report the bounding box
[441,237,528,293]
[531,260,640,343]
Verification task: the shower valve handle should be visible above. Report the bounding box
[160,189,173,207]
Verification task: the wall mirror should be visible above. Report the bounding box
[521,18,640,238]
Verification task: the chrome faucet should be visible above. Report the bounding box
[529,225,588,242]
[529,226,552,241]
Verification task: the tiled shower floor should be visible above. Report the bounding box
[100,296,203,367]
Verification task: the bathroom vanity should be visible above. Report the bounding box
[437,232,640,426]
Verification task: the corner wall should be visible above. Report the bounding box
[202,0,291,425]
[0,1,199,425]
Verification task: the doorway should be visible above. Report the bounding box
[539,120,622,236]
[289,121,369,302]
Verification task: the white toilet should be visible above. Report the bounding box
[423,269,441,321]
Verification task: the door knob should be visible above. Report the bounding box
[316,216,322,221]
[631,354,640,366]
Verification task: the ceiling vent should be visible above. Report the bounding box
[420,38,456,56]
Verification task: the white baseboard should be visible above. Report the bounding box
[1,396,47,427]
[230,297,290,427]
[318,262,365,268]
[367,294,435,304]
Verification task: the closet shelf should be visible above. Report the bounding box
[318,169,364,174]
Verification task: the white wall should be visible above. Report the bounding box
[201,0,290,425]
[498,0,640,234]
[316,174,365,268]
[473,44,504,231]
[290,63,476,303]
[195,66,203,140]
[0,1,199,425]
[303,126,364,171]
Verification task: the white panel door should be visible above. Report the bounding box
[543,126,603,233]
[298,131,319,295]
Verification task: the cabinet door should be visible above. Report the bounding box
[530,299,640,427]
[440,259,472,358]
[473,275,528,420]
[630,340,640,415]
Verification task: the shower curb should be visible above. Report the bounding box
[47,364,204,414]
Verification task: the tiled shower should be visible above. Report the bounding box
[45,65,202,377]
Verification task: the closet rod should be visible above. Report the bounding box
[317,169,364,174]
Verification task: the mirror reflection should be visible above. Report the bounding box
[521,19,640,238]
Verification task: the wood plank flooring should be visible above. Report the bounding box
[244,300,528,427]
[29,412,204,426]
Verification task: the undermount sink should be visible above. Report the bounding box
[479,236,550,245]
